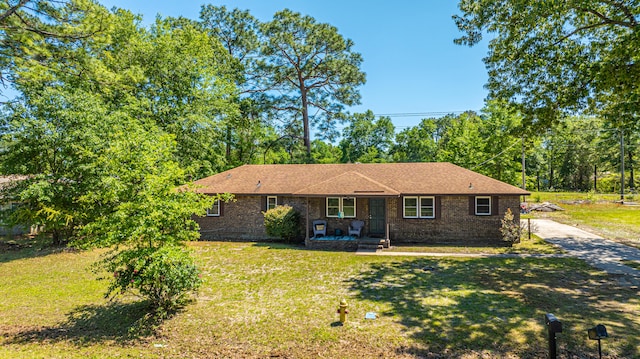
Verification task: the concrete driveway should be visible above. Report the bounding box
[531,219,640,280]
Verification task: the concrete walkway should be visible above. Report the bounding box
[355,249,568,259]
[531,219,640,280]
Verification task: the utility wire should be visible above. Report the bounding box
[373,111,470,117]
[472,139,521,170]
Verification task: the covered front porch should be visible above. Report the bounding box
[294,171,400,250]
[302,195,393,251]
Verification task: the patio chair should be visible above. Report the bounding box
[348,220,365,238]
[312,219,327,238]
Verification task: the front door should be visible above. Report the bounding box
[369,198,386,237]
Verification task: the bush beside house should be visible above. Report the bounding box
[263,205,300,243]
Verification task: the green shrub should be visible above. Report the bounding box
[500,208,521,246]
[263,205,300,242]
[103,245,202,316]
[598,173,638,194]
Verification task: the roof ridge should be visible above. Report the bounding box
[292,171,354,195]
[293,170,400,195]
[348,171,401,194]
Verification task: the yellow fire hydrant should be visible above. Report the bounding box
[337,299,349,324]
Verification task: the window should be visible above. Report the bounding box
[475,196,491,215]
[206,199,220,217]
[342,198,355,217]
[326,197,356,218]
[267,196,278,210]
[403,197,418,218]
[420,197,435,218]
[327,197,340,217]
[404,196,435,218]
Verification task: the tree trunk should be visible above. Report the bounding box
[225,126,232,162]
[629,150,635,190]
[52,229,62,246]
[299,81,311,157]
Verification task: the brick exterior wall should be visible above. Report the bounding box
[196,195,312,241]
[387,195,520,244]
[195,194,521,244]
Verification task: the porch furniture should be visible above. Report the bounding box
[312,220,327,238]
[348,220,365,238]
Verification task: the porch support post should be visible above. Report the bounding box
[385,197,391,247]
[305,197,310,246]
[385,197,388,241]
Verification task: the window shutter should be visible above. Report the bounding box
[492,196,500,216]
[219,201,224,217]
[398,197,404,218]
[435,196,442,219]
[469,196,475,215]
[320,198,326,217]
[261,196,267,212]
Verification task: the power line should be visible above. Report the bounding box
[472,139,521,171]
[373,111,471,118]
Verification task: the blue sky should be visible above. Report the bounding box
[99,1,490,130]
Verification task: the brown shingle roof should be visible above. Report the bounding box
[191,163,530,196]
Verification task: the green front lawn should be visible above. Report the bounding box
[526,191,623,203]
[1,240,638,358]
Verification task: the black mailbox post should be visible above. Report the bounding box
[545,313,562,359]
[588,324,608,359]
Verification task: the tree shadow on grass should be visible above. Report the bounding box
[6,301,161,345]
[347,257,640,358]
[0,236,74,264]
[251,242,306,250]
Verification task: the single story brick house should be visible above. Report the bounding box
[191,162,529,247]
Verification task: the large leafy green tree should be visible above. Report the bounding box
[1,68,218,317]
[0,0,110,103]
[0,88,107,243]
[76,110,217,313]
[435,112,485,169]
[199,5,260,79]
[134,17,239,176]
[455,1,640,129]
[541,116,603,191]
[310,139,342,164]
[390,105,530,186]
[596,121,638,191]
[198,5,269,167]
[476,101,524,185]
[1,2,117,242]
[9,6,239,177]
[80,13,239,177]
[391,119,440,163]
[1,3,235,313]
[339,110,394,163]
[260,9,366,157]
